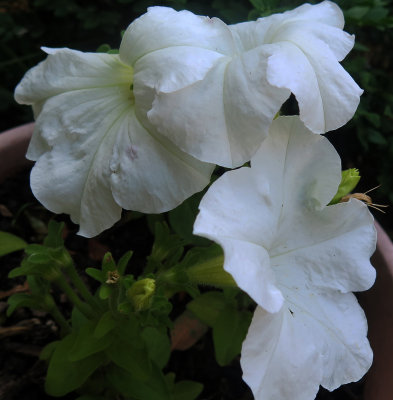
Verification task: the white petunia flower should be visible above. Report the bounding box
[194,116,376,400]
[125,2,362,167]
[15,47,214,237]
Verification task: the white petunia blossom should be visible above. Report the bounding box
[125,2,363,167]
[15,47,214,237]
[194,116,376,400]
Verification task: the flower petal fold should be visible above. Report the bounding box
[16,49,214,237]
[196,117,375,308]
[242,281,372,400]
[194,116,376,398]
[131,2,361,167]
[120,6,234,66]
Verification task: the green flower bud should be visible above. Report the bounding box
[329,168,361,205]
[127,278,156,311]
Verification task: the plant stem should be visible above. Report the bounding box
[64,264,102,310]
[108,285,119,317]
[48,301,71,335]
[54,276,95,319]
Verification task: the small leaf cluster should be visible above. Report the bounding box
[7,220,205,399]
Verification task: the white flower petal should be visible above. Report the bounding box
[242,268,373,400]
[272,199,376,293]
[15,48,133,105]
[109,109,214,213]
[266,40,362,133]
[268,1,345,30]
[251,116,342,213]
[146,47,289,167]
[146,58,235,167]
[133,46,225,94]
[119,6,234,67]
[16,49,214,237]
[30,87,128,237]
[133,2,360,167]
[194,167,284,312]
[195,115,375,304]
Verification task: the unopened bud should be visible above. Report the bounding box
[127,278,156,311]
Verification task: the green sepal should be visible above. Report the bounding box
[182,245,236,288]
[101,252,117,274]
[329,168,361,204]
[0,231,27,257]
[85,267,105,283]
[117,250,133,275]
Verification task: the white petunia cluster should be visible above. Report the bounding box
[15,2,376,399]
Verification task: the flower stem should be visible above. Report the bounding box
[48,301,71,335]
[64,264,102,310]
[54,275,95,319]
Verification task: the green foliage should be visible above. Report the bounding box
[45,334,106,397]
[0,231,27,256]
[168,191,211,246]
[6,220,207,399]
[187,290,253,366]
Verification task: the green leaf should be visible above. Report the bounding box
[345,6,369,20]
[7,293,44,316]
[106,365,171,400]
[117,250,133,275]
[28,252,52,264]
[212,306,252,366]
[168,192,210,246]
[43,220,65,248]
[96,43,111,53]
[141,326,171,368]
[85,267,104,283]
[0,231,27,257]
[69,320,114,361]
[40,341,60,361]
[45,333,106,396]
[94,311,117,339]
[369,129,388,145]
[173,380,204,400]
[148,222,184,269]
[99,284,111,300]
[106,337,151,381]
[71,307,89,330]
[187,291,228,327]
[27,275,50,296]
